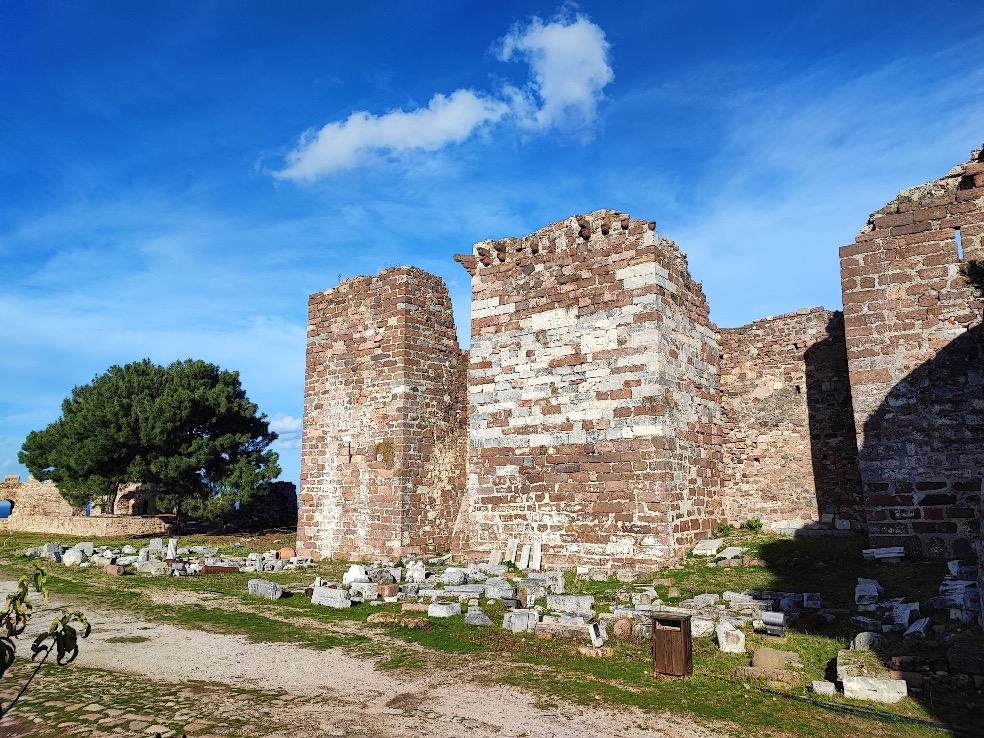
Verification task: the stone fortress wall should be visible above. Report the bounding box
[296,268,468,560]
[450,212,722,568]
[299,144,984,570]
[719,308,863,532]
[841,146,984,560]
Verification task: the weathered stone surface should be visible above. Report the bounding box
[248,579,284,600]
[578,646,613,657]
[692,539,723,556]
[752,648,786,670]
[715,621,745,653]
[855,578,883,605]
[842,676,907,704]
[312,586,351,609]
[342,565,369,585]
[691,616,715,638]
[484,580,517,600]
[135,560,168,577]
[366,612,428,629]
[427,601,461,618]
[612,618,634,639]
[545,594,594,615]
[503,609,538,633]
[735,666,802,684]
[367,568,395,585]
[441,568,467,586]
[812,680,837,696]
[464,608,494,627]
[62,549,87,566]
[851,632,887,651]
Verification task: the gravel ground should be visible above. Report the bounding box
[0,581,725,738]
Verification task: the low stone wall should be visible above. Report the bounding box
[0,514,170,537]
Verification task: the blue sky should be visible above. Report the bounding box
[2,1,983,493]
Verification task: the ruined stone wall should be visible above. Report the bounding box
[0,475,80,517]
[0,514,169,537]
[719,309,863,532]
[113,483,157,516]
[0,475,169,536]
[453,210,723,569]
[298,267,468,560]
[840,145,984,559]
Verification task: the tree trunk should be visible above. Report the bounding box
[106,482,121,516]
[173,502,188,534]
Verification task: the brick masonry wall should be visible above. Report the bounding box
[452,210,723,569]
[297,267,468,560]
[840,145,984,560]
[719,309,863,531]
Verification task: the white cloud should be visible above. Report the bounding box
[498,12,613,132]
[274,13,613,181]
[274,90,508,180]
[269,413,303,450]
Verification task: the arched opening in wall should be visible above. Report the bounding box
[0,500,13,519]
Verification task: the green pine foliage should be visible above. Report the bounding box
[18,359,281,531]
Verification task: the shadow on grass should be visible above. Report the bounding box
[757,534,982,736]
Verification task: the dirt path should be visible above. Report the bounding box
[1,582,727,738]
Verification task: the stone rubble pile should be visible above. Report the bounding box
[24,538,317,577]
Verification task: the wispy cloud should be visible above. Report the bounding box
[274,11,613,181]
[274,90,509,181]
[498,12,613,133]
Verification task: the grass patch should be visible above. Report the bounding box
[1,529,980,737]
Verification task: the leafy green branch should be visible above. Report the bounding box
[0,563,90,721]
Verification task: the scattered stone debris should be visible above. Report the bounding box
[851,631,887,651]
[23,537,317,579]
[837,649,908,703]
[812,680,836,696]
[715,621,745,653]
[862,546,905,564]
[247,579,284,600]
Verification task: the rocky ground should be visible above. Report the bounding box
[0,586,724,738]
